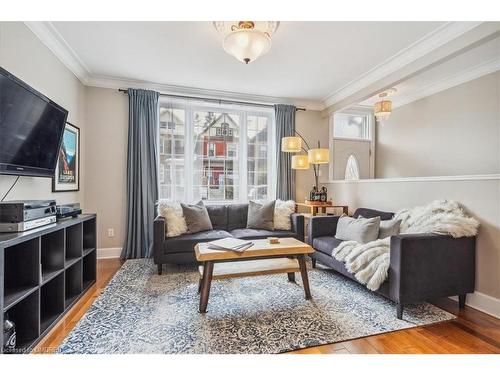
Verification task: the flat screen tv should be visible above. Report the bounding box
[0,66,69,177]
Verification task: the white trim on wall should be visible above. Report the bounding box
[97,247,122,259]
[322,22,483,108]
[450,292,500,319]
[322,174,500,184]
[24,21,91,83]
[393,56,500,108]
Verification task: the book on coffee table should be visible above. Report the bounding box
[207,238,254,252]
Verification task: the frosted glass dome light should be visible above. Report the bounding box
[223,29,271,64]
[214,21,279,64]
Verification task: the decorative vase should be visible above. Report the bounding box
[3,316,16,353]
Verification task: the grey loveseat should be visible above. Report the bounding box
[154,203,305,274]
[308,208,476,319]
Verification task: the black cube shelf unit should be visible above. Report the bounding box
[0,214,96,354]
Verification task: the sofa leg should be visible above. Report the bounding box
[287,272,296,282]
[311,258,316,268]
[157,263,163,275]
[459,294,466,308]
[396,303,404,319]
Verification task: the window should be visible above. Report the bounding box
[158,99,275,202]
[333,113,370,140]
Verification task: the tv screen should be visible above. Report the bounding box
[0,66,69,177]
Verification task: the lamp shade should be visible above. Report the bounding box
[374,99,392,118]
[223,29,271,64]
[281,136,302,152]
[308,148,329,164]
[291,155,310,169]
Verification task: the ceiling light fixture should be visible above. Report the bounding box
[213,21,279,64]
[374,88,397,119]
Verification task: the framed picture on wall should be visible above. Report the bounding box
[53,122,80,192]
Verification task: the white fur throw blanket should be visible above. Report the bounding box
[332,200,479,291]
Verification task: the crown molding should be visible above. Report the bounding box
[86,74,325,110]
[24,21,91,84]
[322,22,484,108]
[392,56,500,108]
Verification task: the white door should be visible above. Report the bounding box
[332,138,371,180]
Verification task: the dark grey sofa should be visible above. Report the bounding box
[154,203,304,274]
[308,208,476,319]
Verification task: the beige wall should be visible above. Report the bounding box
[376,71,500,178]
[295,110,329,201]
[84,87,128,249]
[0,22,86,206]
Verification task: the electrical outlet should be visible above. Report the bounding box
[107,228,115,238]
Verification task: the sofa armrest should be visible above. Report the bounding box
[290,213,305,242]
[153,215,166,263]
[307,216,340,245]
[389,233,476,304]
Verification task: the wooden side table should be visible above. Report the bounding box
[295,202,348,216]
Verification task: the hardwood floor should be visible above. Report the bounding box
[33,259,500,354]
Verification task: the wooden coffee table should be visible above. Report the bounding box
[194,237,314,313]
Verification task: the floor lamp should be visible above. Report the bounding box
[281,131,329,190]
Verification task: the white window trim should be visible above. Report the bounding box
[159,99,276,203]
[329,109,375,181]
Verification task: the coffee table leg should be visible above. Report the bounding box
[199,261,214,313]
[297,255,312,299]
[287,272,295,282]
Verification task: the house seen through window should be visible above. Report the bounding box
[158,100,275,202]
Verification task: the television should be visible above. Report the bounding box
[0,66,69,178]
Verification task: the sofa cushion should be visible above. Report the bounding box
[230,228,295,240]
[247,200,275,230]
[313,236,344,255]
[163,230,232,254]
[335,216,380,243]
[181,200,213,234]
[157,200,188,237]
[227,204,248,231]
[206,205,228,230]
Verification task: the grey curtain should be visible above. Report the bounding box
[274,104,296,201]
[122,89,160,259]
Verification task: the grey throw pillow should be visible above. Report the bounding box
[247,200,275,230]
[378,218,402,239]
[359,215,402,239]
[335,215,380,243]
[180,200,213,234]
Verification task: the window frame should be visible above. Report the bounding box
[329,107,375,181]
[158,99,276,204]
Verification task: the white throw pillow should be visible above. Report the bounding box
[157,200,188,237]
[274,199,295,230]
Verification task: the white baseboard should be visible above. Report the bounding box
[97,247,122,259]
[450,291,500,319]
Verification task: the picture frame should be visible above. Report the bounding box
[52,122,80,192]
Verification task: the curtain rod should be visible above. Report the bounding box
[118,89,306,111]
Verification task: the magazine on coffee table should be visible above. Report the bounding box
[207,238,254,252]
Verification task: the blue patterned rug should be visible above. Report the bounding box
[57,259,455,354]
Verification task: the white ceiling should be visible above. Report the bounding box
[51,21,446,103]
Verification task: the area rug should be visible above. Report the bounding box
[57,259,455,354]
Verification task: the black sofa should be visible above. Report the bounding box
[308,208,476,319]
[154,203,304,274]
